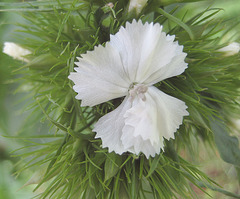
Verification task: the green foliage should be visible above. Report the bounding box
[10,135,219,199]
[154,0,206,7]
[1,0,240,198]
[210,118,240,167]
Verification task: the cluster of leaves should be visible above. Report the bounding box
[150,6,240,151]
[1,0,240,198]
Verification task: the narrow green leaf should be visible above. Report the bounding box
[0,1,72,7]
[84,148,102,171]
[201,182,240,198]
[2,135,64,139]
[157,8,194,40]
[45,134,70,174]
[146,155,161,178]
[131,164,138,199]
[104,153,122,182]
[37,99,68,133]
[56,7,71,42]
[197,180,240,198]
[210,118,240,167]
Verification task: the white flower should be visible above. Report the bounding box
[3,42,31,62]
[128,0,148,15]
[218,42,240,56]
[68,20,189,158]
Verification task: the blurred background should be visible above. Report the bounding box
[0,0,36,198]
[0,0,239,198]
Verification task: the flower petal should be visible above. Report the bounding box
[121,86,189,157]
[121,127,161,158]
[143,43,188,85]
[68,44,130,107]
[109,20,187,84]
[93,97,132,154]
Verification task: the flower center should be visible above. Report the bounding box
[129,83,148,101]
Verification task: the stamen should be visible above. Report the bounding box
[129,84,148,101]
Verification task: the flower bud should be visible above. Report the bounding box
[128,0,148,15]
[3,42,31,62]
[218,42,240,57]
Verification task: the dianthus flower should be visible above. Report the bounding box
[69,20,189,158]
